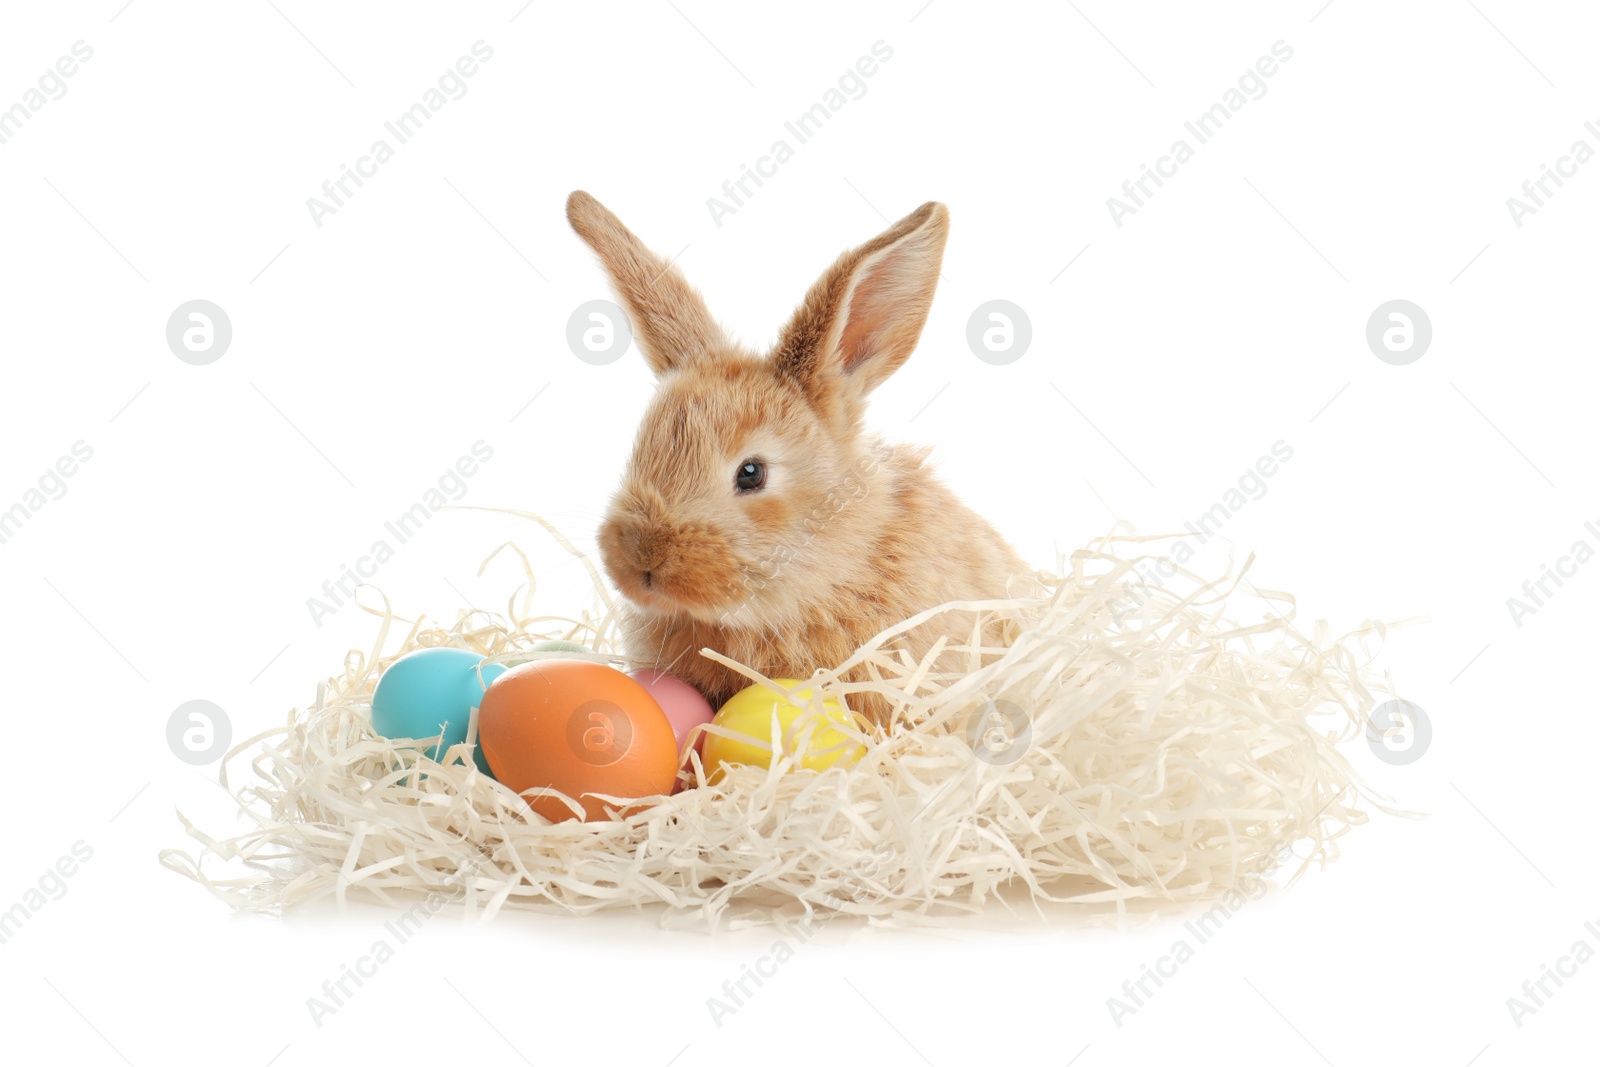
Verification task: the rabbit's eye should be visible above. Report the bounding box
[735,459,766,493]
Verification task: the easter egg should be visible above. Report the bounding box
[702,680,867,780]
[627,668,715,756]
[532,639,591,653]
[371,647,506,775]
[478,659,678,822]
[502,639,593,670]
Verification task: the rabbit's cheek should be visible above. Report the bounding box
[647,533,743,610]
[740,491,794,534]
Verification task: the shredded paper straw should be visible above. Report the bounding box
[161,521,1399,928]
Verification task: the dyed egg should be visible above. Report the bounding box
[628,668,715,756]
[502,639,593,670]
[371,647,506,775]
[532,639,591,653]
[702,680,867,780]
[478,659,678,822]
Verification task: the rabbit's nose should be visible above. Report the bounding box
[630,522,673,569]
[616,524,672,586]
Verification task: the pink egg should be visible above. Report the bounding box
[628,668,715,756]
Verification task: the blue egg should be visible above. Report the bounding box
[371,647,507,776]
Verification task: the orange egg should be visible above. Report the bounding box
[478,659,678,823]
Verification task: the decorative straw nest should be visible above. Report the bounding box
[162,514,1394,928]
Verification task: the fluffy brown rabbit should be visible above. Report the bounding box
[567,190,1030,724]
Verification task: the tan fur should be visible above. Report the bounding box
[569,191,1029,723]
[566,191,724,376]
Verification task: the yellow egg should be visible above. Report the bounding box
[702,680,867,779]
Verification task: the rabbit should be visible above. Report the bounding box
[567,190,1031,726]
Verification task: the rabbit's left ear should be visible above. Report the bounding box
[773,201,949,417]
[567,191,725,375]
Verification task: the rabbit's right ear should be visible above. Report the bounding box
[771,201,949,429]
[567,192,724,375]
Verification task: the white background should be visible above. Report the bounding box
[1,1,1595,1063]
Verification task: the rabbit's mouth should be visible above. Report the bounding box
[598,514,746,618]
[616,570,747,621]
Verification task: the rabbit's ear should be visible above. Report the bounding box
[773,201,949,417]
[567,191,724,375]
